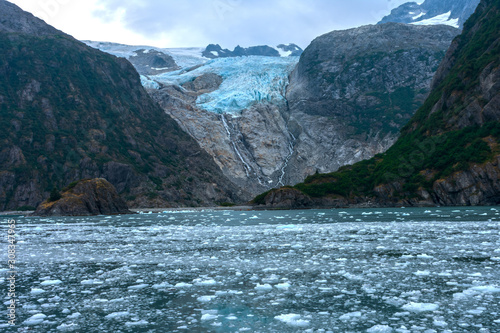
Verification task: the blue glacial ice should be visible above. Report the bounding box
[150,56,299,114]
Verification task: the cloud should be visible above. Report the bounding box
[8,0,409,48]
[92,0,409,48]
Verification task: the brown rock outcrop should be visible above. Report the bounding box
[33,179,131,216]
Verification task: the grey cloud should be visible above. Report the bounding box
[93,0,408,48]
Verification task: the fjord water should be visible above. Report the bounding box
[2,207,500,332]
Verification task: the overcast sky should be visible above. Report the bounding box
[10,0,409,49]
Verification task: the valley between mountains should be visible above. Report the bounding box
[0,0,497,211]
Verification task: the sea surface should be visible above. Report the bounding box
[1,207,500,332]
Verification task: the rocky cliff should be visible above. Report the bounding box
[33,178,131,216]
[257,0,500,208]
[283,23,459,184]
[0,0,247,210]
[149,85,294,195]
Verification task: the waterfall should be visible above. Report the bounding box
[277,128,296,187]
[220,114,252,177]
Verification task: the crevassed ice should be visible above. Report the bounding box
[150,56,299,115]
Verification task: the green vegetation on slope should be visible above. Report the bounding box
[258,0,500,204]
[0,30,240,209]
[296,123,499,199]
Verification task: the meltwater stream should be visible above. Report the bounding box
[2,207,500,332]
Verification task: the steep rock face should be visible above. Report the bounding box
[257,0,500,209]
[0,0,247,210]
[284,23,459,184]
[33,179,131,216]
[379,0,480,28]
[149,84,294,195]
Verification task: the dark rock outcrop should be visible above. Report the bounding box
[129,49,179,75]
[182,73,223,94]
[201,43,302,59]
[260,188,313,209]
[33,179,131,216]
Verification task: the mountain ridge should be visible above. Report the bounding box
[257,0,500,208]
[0,0,247,210]
[202,43,303,59]
[379,0,480,28]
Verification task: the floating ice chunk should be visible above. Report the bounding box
[276,225,299,230]
[262,274,280,283]
[417,254,433,259]
[433,319,448,327]
[275,282,291,290]
[128,284,148,290]
[105,311,130,320]
[125,320,149,326]
[197,295,217,303]
[31,288,46,295]
[367,325,393,332]
[414,270,431,276]
[57,323,80,331]
[194,279,217,286]
[402,302,439,312]
[175,282,193,288]
[339,311,362,321]
[274,314,310,327]
[81,279,103,285]
[470,285,500,293]
[201,314,218,321]
[152,282,172,289]
[67,313,81,319]
[467,307,485,315]
[255,283,273,292]
[24,313,47,325]
[40,279,62,286]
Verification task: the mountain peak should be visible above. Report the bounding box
[0,0,62,36]
[201,43,303,59]
[379,0,481,28]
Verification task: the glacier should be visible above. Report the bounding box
[150,56,299,115]
[84,41,300,115]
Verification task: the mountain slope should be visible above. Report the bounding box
[283,23,459,184]
[0,0,247,210]
[379,0,480,28]
[258,0,500,208]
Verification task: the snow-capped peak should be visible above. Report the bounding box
[410,11,459,28]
